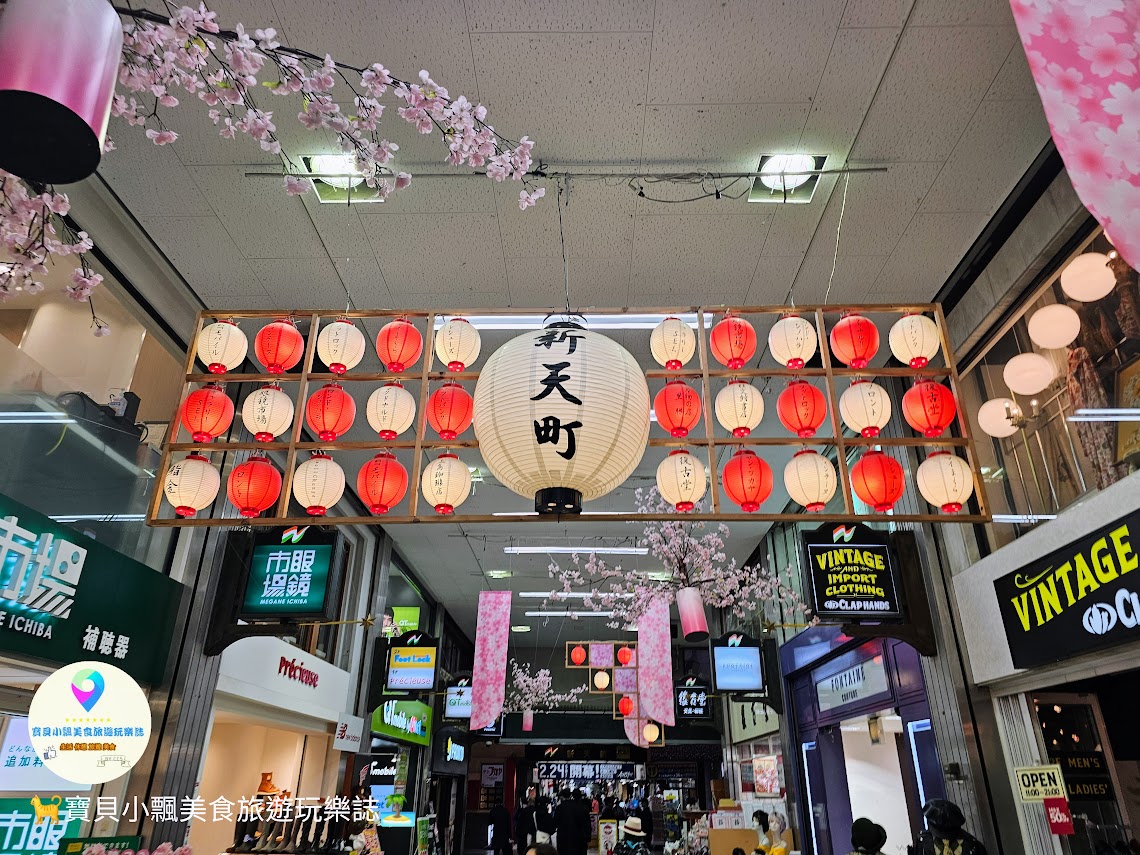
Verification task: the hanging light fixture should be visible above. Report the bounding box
[777,380,827,438]
[306,382,356,441]
[376,317,423,373]
[1028,304,1081,350]
[650,317,697,369]
[196,320,248,374]
[715,380,764,437]
[254,318,305,375]
[783,450,837,512]
[593,670,611,690]
[1060,252,1114,302]
[710,314,757,369]
[316,318,366,374]
[427,382,474,440]
[366,382,416,440]
[654,379,702,438]
[977,397,1023,438]
[162,454,220,518]
[617,646,634,666]
[227,455,282,518]
[722,448,773,512]
[768,314,817,369]
[656,449,707,512]
[570,645,587,666]
[642,721,661,743]
[916,451,973,513]
[434,317,481,372]
[888,313,940,368]
[1003,353,1055,396]
[829,312,879,369]
[241,384,294,442]
[676,586,709,641]
[420,452,472,514]
[180,384,234,443]
[850,450,904,513]
[618,696,635,717]
[357,451,408,515]
[292,453,345,516]
[839,379,891,437]
[901,380,956,437]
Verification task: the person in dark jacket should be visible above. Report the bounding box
[489,801,512,855]
[574,790,591,855]
[908,800,986,855]
[554,790,581,855]
[635,801,654,848]
[515,797,535,855]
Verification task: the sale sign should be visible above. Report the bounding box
[1044,797,1075,835]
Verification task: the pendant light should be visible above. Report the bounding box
[850,450,904,513]
[366,382,416,439]
[710,314,757,369]
[1003,353,1055,396]
[376,317,423,372]
[777,380,827,438]
[888,313,940,368]
[162,454,220,518]
[768,314,817,369]
[1027,304,1081,350]
[916,451,973,513]
[427,382,474,440]
[829,312,879,369]
[254,318,305,374]
[1060,252,1114,302]
[977,397,1022,439]
[654,379,702,438]
[650,317,697,369]
[228,455,282,518]
[434,317,481,372]
[722,448,773,512]
[676,586,709,642]
[421,452,472,514]
[714,380,764,437]
[839,379,891,438]
[196,320,248,374]
[357,451,409,514]
[901,380,956,437]
[180,384,234,443]
[316,318,366,374]
[241,384,294,442]
[656,449,707,512]
[292,453,345,516]
[783,449,837,512]
[306,382,356,441]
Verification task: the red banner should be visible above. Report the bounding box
[470,590,512,729]
[1044,797,1075,835]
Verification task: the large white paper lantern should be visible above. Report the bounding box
[1027,304,1081,349]
[650,317,697,369]
[292,453,345,516]
[421,452,472,514]
[1003,352,1055,395]
[783,449,837,512]
[473,322,650,513]
[916,451,974,513]
[366,382,416,439]
[196,320,248,374]
[714,380,764,437]
[316,318,366,374]
[1060,252,1114,302]
[241,384,295,442]
[163,453,220,517]
[768,314,817,369]
[888,313,940,368]
[656,449,707,512]
[435,317,482,371]
[839,379,892,438]
[977,397,1022,438]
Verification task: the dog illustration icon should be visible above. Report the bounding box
[30,795,62,824]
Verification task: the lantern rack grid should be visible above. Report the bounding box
[149,304,991,527]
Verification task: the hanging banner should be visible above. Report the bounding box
[470,591,511,729]
[638,596,675,726]
[801,523,902,621]
[1044,798,1075,836]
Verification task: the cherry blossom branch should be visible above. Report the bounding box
[502,659,587,713]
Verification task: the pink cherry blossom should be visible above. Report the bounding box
[1043,62,1094,100]
[284,176,312,196]
[1095,120,1140,174]
[1103,82,1140,116]
[145,128,178,145]
[1078,33,1137,77]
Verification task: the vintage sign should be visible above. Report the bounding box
[1014,765,1067,801]
[1044,797,1075,835]
[371,700,432,747]
[333,714,365,753]
[802,523,901,620]
[815,655,889,713]
[710,632,764,693]
[534,761,636,781]
[995,512,1140,669]
[386,633,439,692]
[240,527,338,619]
[674,677,712,720]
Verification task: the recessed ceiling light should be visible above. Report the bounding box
[308,153,364,189]
[486,570,514,579]
[510,625,531,632]
[504,546,647,555]
[518,591,635,599]
[749,154,826,204]
[523,610,615,618]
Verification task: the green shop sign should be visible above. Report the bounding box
[0,797,80,855]
[0,493,184,683]
[372,700,432,747]
[241,541,334,618]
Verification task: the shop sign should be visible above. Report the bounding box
[416,816,431,855]
[477,716,503,738]
[218,636,352,723]
[383,606,421,638]
[240,528,338,619]
[333,714,365,753]
[994,511,1140,669]
[1044,798,1075,835]
[0,493,183,683]
[358,750,401,785]
[386,633,438,692]
[371,700,432,746]
[60,836,142,855]
[801,523,901,620]
[534,761,636,781]
[1053,752,1115,801]
[648,763,698,782]
[0,796,80,855]
[815,656,889,712]
[674,677,712,720]
[431,726,467,776]
[481,764,504,786]
[710,632,765,693]
[444,680,472,719]
[1014,764,1066,801]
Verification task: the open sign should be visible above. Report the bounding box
[1014,765,1067,801]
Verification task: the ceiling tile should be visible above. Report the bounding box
[198,289,278,311]
[630,215,765,303]
[98,120,214,217]
[840,0,912,28]
[301,200,374,257]
[985,43,1039,100]
[141,216,252,296]
[383,290,512,309]
[910,0,1016,27]
[355,177,497,215]
[640,103,809,172]
[789,253,889,303]
[746,255,805,304]
[874,211,983,298]
[362,213,508,293]
[250,257,349,307]
[760,174,839,256]
[332,257,393,307]
[505,256,631,308]
[162,94,280,167]
[493,183,563,258]
[205,0,286,32]
[563,180,637,257]
[632,180,771,216]
[465,0,655,32]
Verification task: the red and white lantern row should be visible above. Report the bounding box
[292,453,345,516]
[180,384,234,443]
[376,317,423,373]
[710,314,757,369]
[783,450,837,513]
[722,449,773,512]
[316,319,366,374]
[427,383,474,440]
[255,319,305,374]
[196,320,248,374]
[435,318,482,372]
[916,451,973,513]
[306,383,356,441]
[228,455,282,518]
[714,381,763,437]
[163,454,220,518]
[366,382,416,439]
[242,384,294,442]
[654,380,701,438]
[656,449,706,512]
[650,317,697,369]
[768,314,817,369]
[421,452,471,514]
[358,451,409,515]
[830,312,879,369]
[839,380,891,438]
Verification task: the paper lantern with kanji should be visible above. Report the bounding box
[292,453,345,516]
[196,320,248,374]
[316,318,366,374]
[715,380,764,437]
[656,449,707,512]
[768,314,817,369]
[829,313,879,369]
[839,379,891,438]
[427,382,474,440]
[227,455,282,518]
[254,318,305,374]
[376,317,423,373]
[357,451,408,514]
[777,380,827,438]
[916,451,973,513]
[570,645,587,666]
[851,450,904,513]
[901,380,956,438]
[163,454,220,517]
[888,314,940,368]
[306,382,356,442]
[366,382,416,440]
[722,448,773,512]
[650,317,696,369]
[180,384,234,443]
[241,384,294,442]
[710,314,757,369]
[783,450,836,512]
[618,696,635,717]
[420,452,471,514]
[434,317,481,372]
[654,379,701,438]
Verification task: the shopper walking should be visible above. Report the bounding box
[516,796,536,855]
[554,789,581,855]
[846,818,887,855]
[908,800,987,855]
[489,801,513,855]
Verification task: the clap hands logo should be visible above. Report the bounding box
[727,634,743,647]
[832,525,856,543]
[70,669,105,712]
[281,526,309,544]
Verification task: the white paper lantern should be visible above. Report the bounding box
[916,451,974,513]
[839,380,892,438]
[1003,352,1055,395]
[656,449,707,512]
[1027,303,1081,349]
[366,382,416,439]
[196,320,248,374]
[316,318,366,374]
[473,323,650,513]
[421,452,472,514]
[642,721,660,743]
[241,384,295,442]
[650,316,697,369]
[714,380,764,437]
[163,453,220,517]
[292,453,345,516]
[783,449,837,512]
[593,670,611,690]
[977,397,1022,438]
[435,317,482,371]
[1060,252,1114,302]
[768,314,818,369]
[888,313,940,368]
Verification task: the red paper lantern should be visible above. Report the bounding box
[227,455,281,518]
[306,382,356,442]
[722,448,773,512]
[653,379,701,438]
[851,450,905,512]
[710,314,757,369]
[829,312,879,369]
[254,318,305,374]
[180,384,234,443]
[357,451,408,515]
[618,696,635,717]
[902,380,956,437]
[427,382,474,441]
[617,646,633,666]
[376,317,423,373]
[776,380,827,438]
[570,645,587,666]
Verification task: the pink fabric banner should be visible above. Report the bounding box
[637,595,675,726]
[470,590,512,729]
[1009,0,1140,269]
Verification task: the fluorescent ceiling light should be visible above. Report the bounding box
[308,154,364,189]
[433,313,707,331]
[518,591,635,599]
[991,514,1058,524]
[759,154,816,191]
[1068,408,1140,422]
[510,625,532,632]
[504,546,648,555]
[49,513,146,523]
[486,570,514,579]
[524,610,615,618]
[0,415,77,424]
